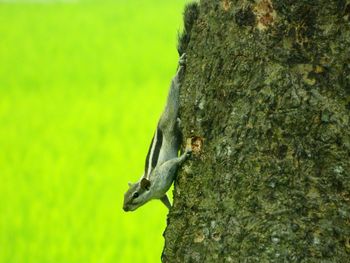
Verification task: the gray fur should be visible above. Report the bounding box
[123,54,190,212]
[177,2,199,55]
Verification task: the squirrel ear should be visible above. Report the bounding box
[140,178,151,190]
[128,182,132,187]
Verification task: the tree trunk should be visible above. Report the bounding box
[162,0,350,262]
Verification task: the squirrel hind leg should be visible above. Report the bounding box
[176,117,182,130]
[179,53,186,66]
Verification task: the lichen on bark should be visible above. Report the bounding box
[162,0,350,262]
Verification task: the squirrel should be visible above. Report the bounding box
[123,54,191,212]
[123,2,199,212]
[177,2,199,56]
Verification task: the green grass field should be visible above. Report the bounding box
[0,1,190,262]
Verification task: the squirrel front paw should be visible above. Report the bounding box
[184,147,192,159]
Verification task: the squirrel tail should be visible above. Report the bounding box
[177,2,199,56]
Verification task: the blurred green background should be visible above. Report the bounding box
[0,0,191,262]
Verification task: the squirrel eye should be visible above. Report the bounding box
[132,192,139,199]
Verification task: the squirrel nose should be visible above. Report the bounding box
[123,205,129,212]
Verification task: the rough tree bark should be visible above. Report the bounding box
[162,0,350,262]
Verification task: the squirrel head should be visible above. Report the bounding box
[123,178,151,212]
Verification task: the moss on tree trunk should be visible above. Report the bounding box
[162,0,350,262]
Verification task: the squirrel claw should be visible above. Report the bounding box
[185,148,192,158]
[179,53,186,66]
